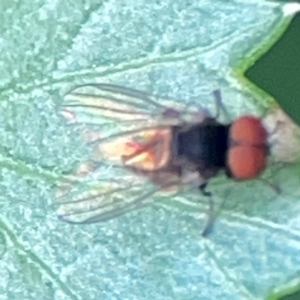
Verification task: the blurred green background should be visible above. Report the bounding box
[246,10,300,300]
[246,11,300,126]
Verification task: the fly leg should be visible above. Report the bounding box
[212,89,231,121]
[192,89,231,124]
[199,183,215,237]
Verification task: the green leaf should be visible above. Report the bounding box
[0,1,300,299]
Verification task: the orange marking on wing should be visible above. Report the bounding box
[97,128,172,171]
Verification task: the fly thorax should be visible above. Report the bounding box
[172,124,230,169]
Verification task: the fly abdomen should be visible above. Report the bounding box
[174,124,230,168]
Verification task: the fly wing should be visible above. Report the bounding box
[61,83,211,135]
[56,83,199,224]
[56,166,171,224]
[62,83,182,129]
[60,83,196,173]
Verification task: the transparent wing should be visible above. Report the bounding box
[60,83,211,136]
[56,83,202,224]
[56,166,177,224]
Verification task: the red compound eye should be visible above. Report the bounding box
[228,145,268,180]
[228,115,268,180]
[230,115,267,145]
